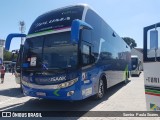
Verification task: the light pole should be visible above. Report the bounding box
[19,21,25,44]
[19,21,25,92]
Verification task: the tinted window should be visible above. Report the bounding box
[131,58,138,70]
[82,44,90,65]
[81,29,92,43]
[29,6,84,34]
[131,58,138,65]
[23,32,78,69]
[43,45,78,69]
[44,32,70,46]
[24,36,43,68]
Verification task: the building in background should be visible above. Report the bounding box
[131,48,143,70]
[0,39,5,65]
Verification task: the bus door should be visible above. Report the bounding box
[80,40,97,98]
[15,45,24,73]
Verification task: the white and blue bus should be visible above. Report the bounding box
[131,55,142,77]
[5,4,131,100]
[143,22,160,110]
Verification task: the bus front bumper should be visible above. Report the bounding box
[22,80,83,100]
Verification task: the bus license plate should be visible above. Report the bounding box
[36,92,46,96]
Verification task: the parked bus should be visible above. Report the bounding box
[143,22,160,110]
[5,4,131,100]
[131,55,142,77]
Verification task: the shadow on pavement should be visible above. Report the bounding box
[131,71,142,77]
[0,88,24,98]
[0,80,131,118]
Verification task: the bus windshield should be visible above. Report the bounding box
[131,58,138,70]
[23,31,78,70]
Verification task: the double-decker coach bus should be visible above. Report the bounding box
[5,4,131,100]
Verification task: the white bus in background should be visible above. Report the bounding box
[143,22,160,111]
[131,55,142,77]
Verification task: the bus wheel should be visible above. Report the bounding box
[94,79,104,100]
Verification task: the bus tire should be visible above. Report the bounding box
[94,78,105,100]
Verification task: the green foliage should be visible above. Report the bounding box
[122,37,137,49]
[3,49,18,61]
[3,49,12,61]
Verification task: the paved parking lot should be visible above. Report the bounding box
[0,72,159,120]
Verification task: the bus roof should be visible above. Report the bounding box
[28,4,87,35]
[43,4,89,15]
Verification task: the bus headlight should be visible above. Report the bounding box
[61,82,69,88]
[59,78,78,88]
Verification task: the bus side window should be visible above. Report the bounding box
[82,44,91,66]
[82,29,91,43]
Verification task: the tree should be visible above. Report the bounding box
[122,37,137,49]
[3,48,17,61]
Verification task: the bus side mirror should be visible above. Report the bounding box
[150,30,158,50]
[71,19,93,44]
[5,33,26,51]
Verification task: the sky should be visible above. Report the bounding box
[0,0,160,51]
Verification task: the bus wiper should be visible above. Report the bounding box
[38,62,48,70]
[42,63,48,70]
